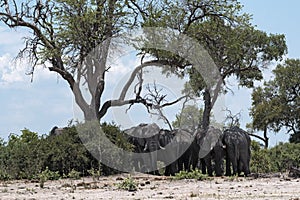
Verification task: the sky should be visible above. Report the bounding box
[0,1,299,147]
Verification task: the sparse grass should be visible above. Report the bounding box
[117,176,138,191]
[65,169,81,180]
[38,167,60,188]
[226,175,239,182]
[173,169,211,180]
[87,168,101,180]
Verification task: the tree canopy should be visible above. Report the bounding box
[0,0,287,130]
[250,59,300,145]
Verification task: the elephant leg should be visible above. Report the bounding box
[200,158,207,174]
[240,156,250,176]
[237,159,242,176]
[177,157,184,172]
[150,151,159,175]
[165,165,170,176]
[213,146,223,177]
[225,151,231,176]
[164,162,176,176]
[214,159,223,177]
[205,154,213,176]
[231,157,238,176]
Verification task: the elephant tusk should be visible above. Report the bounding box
[159,145,165,150]
[144,143,148,151]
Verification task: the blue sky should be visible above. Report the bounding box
[0,1,299,147]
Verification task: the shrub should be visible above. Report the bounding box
[250,141,300,173]
[38,167,60,188]
[250,141,273,173]
[269,142,300,172]
[173,169,210,180]
[117,176,138,191]
[66,169,81,180]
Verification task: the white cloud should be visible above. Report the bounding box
[0,53,29,85]
[0,26,30,53]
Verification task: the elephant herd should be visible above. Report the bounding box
[124,123,251,177]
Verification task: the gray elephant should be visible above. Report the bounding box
[171,129,197,172]
[157,129,179,176]
[197,126,224,176]
[124,123,163,175]
[222,126,251,176]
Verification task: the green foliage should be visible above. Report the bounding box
[2,130,42,179]
[172,105,203,131]
[42,126,91,176]
[250,141,300,173]
[289,132,300,144]
[250,59,300,142]
[38,167,60,188]
[39,167,60,181]
[65,169,81,180]
[87,167,102,180]
[269,142,300,172]
[77,121,134,175]
[173,169,210,180]
[117,176,138,192]
[250,141,273,173]
[0,123,134,180]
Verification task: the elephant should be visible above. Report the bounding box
[222,126,251,176]
[172,129,198,172]
[124,123,163,175]
[50,126,64,136]
[196,126,224,176]
[157,129,179,176]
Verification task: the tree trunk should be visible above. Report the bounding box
[263,126,269,149]
[202,88,212,131]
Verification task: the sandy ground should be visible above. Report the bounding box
[0,173,299,200]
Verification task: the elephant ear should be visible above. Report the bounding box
[198,126,222,158]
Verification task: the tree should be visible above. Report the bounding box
[250,59,300,145]
[172,105,203,132]
[0,0,287,130]
[0,0,163,122]
[137,0,287,131]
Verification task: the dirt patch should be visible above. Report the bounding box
[0,173,299,200]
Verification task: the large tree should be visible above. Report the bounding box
[0,0,233,122]
[0,0,287,128]
[250,59,300,145]
[138,0,287,131]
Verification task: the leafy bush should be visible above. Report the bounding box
[39,167,60,181]
[38,167,60,188]
[250,141,273,173]
[87,167,102,180]
[117,176,138,191]
[269,142,300,172]
[2,130,43,179]
[174,169,210,180]
[77,121,134,175]
[250,141,300,173]
[65,169,81,180]
[0,123,133,180]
